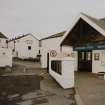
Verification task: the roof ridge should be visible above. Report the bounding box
[40,31,66,40]
[0,32,8,39]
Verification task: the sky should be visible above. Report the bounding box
[0,0,105,39]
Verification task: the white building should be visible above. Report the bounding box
[49,13,105,88]
[0,32,12,67]
[8,33,39,60]
[60,13,105,73]
[39,31,66,69]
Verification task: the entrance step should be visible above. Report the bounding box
[97,72,105,79]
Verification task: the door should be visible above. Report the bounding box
[78,51,92,72]
[47,53,49,73]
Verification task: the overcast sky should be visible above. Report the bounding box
[0,0,105,39]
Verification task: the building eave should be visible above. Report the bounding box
[60,13,105,46]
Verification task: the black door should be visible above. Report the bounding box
[47,53,49,73]
[78,51,92,72]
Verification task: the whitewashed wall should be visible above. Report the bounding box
[92,50,105,73]
[49,49,75,89]
[0,48,12,67]
[0,38,8,48]
[40,36,76,69]
[40,37,62,68]
[61,46,78,71]
[8,35,39,59]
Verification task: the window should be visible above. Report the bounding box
[51,60,62,75]
[86,52,91,61]
[81,52,85,60]
[28,46,31,50]
[94,53,100,60]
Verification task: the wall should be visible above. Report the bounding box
[49,56,74,89]
[8,35,39,59]
[40,37,62,68]
[0,48,12,67]
[62,46,78,71]
[92,50,105,73]
[40,36,76,69]
[0,38,8,48]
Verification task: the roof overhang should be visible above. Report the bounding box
[60,13,105,46]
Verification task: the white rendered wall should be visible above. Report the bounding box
[0,38,8,48]
[40,37,62,68]
[0,48,12,67]
[49,57,74,89]
[49,47,75,89]
[92,50,105,73]
[62,46,78,71]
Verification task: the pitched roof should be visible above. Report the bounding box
[60,13,105,45]
[0,32,8,39]
[82,13,105,31]
[9,33,38,42]
[40,31,66,40]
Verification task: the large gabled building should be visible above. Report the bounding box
[8,33,39,59]
[60,13,105,73]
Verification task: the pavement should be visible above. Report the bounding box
[0,60,76,105]
[40,73,76,105]
[75,72,105,105]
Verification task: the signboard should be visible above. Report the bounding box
[50,50,57,57]
[74,44,105,51]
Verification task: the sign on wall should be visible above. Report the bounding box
[50,50,57,57]
[74,44,105,51]
[62,52,75,58]
[25,40,33,44]
[50,50,75,58]
[101,51,105,66]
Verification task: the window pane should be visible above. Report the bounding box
[81,52,85,60]
[86,52,91,60]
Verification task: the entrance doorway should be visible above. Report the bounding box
[78,51,92,72]
[47,53,49,73]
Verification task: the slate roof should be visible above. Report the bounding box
[9,33,38,42]
[82,13,105,31]
[61,13,105,46]
[40,31,66,40]
[0,32,8,39]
